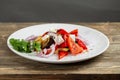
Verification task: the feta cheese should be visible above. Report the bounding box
[70,34,76,42]
[56,35,64,45]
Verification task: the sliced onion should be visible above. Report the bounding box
[25,35,37,41]
[37,44,56,58]
[43,48,47,54]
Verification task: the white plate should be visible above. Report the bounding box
[7,23,109,64]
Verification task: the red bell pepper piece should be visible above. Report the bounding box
[59,34,69,48]
[57,29,68,35]
[69,29,78,36]
[58,51,68,59]
[76,38,87,50]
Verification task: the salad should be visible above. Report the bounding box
[9,28,88,59]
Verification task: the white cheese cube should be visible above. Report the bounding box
[56,35,64,45]
[70,34,76,42]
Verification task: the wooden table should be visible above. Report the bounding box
[0,22,120,80]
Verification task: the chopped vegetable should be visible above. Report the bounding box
[42,32,49,37]
[9,28,88,60]
[57,29,68,35]
[25,35,37,41]
[67,36,83,55]
[76,38,88,50]
[37,44,55,58]
[55,48,69,54]
[69,29,78,36]
[35,36,42,43]
[58,51,68,59]
[59,42,68,48]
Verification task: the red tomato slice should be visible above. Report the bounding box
[58,51,68,59]
[69,29,78,36]
[57,29,68,35]
[76,38,87,50]
[67,36,83,55]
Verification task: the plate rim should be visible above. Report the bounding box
[7,23,110,64]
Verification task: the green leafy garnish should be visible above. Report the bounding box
[34,42,41,52]
[9,38,41,53]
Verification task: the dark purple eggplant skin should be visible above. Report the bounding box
[42,36,55,49]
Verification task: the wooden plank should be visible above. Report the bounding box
[76,22,120,35]
[0,74,119,80]
[0,23,120,76]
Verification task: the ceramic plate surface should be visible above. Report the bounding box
[7,23,109,63]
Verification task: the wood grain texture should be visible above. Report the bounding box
[0,22,120,79]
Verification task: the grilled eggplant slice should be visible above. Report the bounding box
[42,36,55,49]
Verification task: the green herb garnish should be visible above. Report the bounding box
[9,38,41,53]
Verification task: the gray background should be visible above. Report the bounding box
[0,0,120,22]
